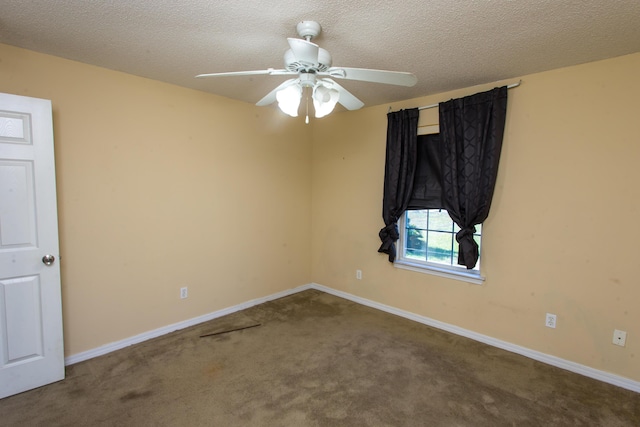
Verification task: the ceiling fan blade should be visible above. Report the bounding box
[324,67,417,87]
[287,38,319,66]
[195,69,294,78]
[321,78,364,111]
[256,78,299,106]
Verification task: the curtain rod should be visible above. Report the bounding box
[388,80,521,113]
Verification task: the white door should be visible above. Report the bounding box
[0,93,64,399]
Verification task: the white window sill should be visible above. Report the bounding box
[394,260,485,285]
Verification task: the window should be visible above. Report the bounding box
[396,209,484,283]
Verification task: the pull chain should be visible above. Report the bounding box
[305,90,310,124]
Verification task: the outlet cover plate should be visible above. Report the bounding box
[545,313,557,328]
[613,329,627,347]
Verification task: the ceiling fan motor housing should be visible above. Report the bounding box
[284,47,332,72]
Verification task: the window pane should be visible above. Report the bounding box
[405,228,426,260]
[406,210,427,230]
[400,209,481,272]
[426,230,454,264]
[453,240,459,264]
[428,210,453,232]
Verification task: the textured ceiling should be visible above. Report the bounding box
[1,1,639,109]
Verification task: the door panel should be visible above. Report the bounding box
[0,112,31,143]
[2,275,44,363]
[0,93,63,399]
[0,160,37,248]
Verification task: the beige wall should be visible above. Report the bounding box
[311,53,640,382]
[0,44,312,355]
[2,41,638,383]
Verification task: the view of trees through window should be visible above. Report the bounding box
[403,209,481,270]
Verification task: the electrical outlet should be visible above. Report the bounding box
[356,270,362,280]
[545,313,557,328]
[180,287,188,299]
[613,329,627,347]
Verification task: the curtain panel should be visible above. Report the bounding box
[439,86,508,269]
[378,108,420,262]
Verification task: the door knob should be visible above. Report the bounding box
[42,254,55,266]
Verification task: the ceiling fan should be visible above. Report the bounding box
[196,21,417,121]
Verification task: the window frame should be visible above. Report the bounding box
[395,209,484,285]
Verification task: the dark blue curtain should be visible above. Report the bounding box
[439,86,508,269]
[378,108,419,262]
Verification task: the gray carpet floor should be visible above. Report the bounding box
[1,289,638,426]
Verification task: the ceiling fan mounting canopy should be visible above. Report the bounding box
[296,21,322,40]
[196,20,417,118]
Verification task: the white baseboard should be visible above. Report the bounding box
[309,283,640,394]
[65,282,639,394]
[64,284,313,366]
